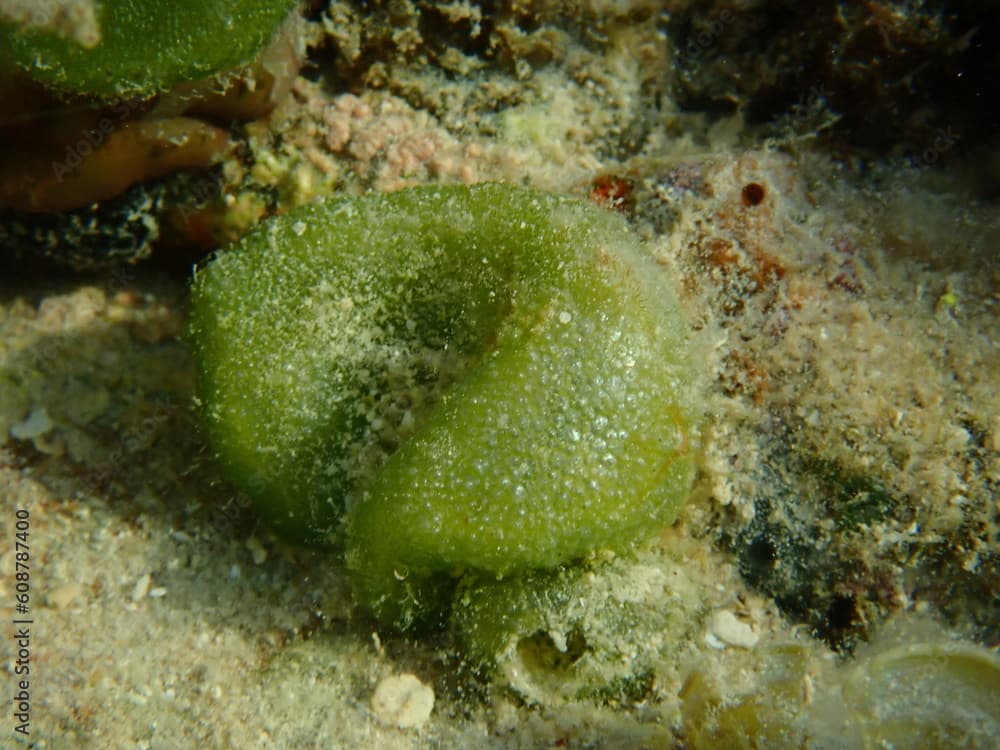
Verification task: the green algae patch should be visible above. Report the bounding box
[188,184,700,627]
[2,0,298,100]
[452,556,704,704]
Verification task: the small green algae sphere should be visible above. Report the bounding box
[2,0,298,100]
[188,184,700,627]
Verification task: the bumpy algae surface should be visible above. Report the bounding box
[1,0,298,100]
[1,2,998,748]
[189,184,698,627]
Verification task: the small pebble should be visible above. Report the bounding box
[707,609,759,649]
[371,673,434,729]
[10,407,53,440]
[47,583,83,610]
[131,573,152,602]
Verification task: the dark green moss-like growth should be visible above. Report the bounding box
[734,453,901,651]
[189,184,700,628]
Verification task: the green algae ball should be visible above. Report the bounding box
[188,184,700,627]
[2,0,298,100]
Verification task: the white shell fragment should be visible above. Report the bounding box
[371,673,434,729]
[706,609,759,649]
[10,407,53,440]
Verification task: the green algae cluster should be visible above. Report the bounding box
[453,555,703,704]
[1,0,298,100]
[188,184,700,628]
[681,630,1000,749]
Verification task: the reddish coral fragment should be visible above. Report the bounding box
[589,175,634,212]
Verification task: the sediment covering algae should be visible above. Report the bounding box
[188,183,700,627]
[1,0,299,101]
